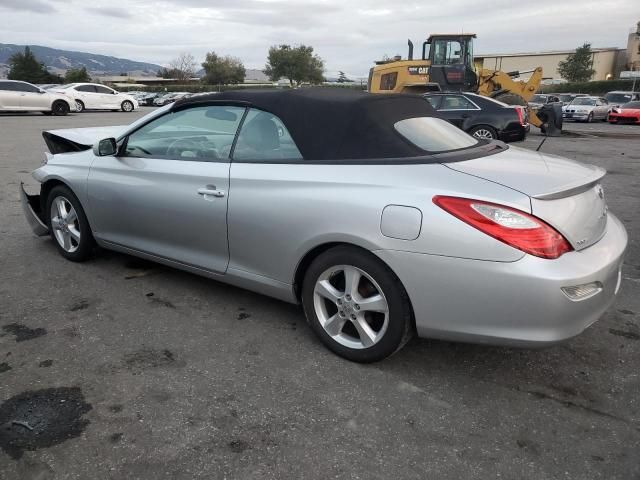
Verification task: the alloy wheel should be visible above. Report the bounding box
[472,128,494,140]
[313,265,389,349]
[50,196,81,253]
[122,101,133,112]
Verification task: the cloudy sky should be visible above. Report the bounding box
[1,0,638,76]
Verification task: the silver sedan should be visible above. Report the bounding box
[21,89,627,362]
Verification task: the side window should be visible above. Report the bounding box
[124,106,245,161]
[233,109,303,162]
[379,72,398,91]
[76,85,96,93]
[424,96,442,109]
[13,82,39,93]
[0,81,15,91]
[441,95,476,110]
[95,85,113,94]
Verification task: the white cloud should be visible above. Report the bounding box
[0,0,637,75]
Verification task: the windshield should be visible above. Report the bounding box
[571,98,596,106]
[531,95,546,103]
[622,101,640,109]
[395,117,479,153]
[605,93,633,104]
[557,94,575,102]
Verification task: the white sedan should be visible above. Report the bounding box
[0,80,77,115]
[50,83,138,113]
[562,97,610,122]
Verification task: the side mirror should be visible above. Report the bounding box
[94,138,117,157]
[113,91,119,95]
[39,89,46,94]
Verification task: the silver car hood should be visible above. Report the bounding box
[42,125,127,154]
[445,145,605,200]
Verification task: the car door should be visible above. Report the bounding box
[16,81,48,110]
[95,85,118,108]
[74,85,99,109]
[437,94,479,128]
[87,104,246,273]
[596,98,609,119]
[0,81,21,110]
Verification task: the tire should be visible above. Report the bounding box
[586,112,593,123]
[75,100,84,113]
[121,100,134,112]
[301,246,413,362]
[51,100,70,116]
[468,125,497,140]
[46,185,94,262]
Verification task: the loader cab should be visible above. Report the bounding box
[423,34,478,92]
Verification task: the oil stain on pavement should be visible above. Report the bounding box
[2,323,47,342]
[0,387,92,459]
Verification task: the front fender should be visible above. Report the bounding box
[20,183,48,236]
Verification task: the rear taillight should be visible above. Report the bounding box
[433,196,572,259]
[515,106,526,126]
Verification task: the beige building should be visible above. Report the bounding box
[627,23,640,70]
[475,48,626,82]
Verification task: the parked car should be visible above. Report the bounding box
[528,94,560,111]
[608,101,640,124]
[49,83,138,112]
[0,79,77,115]
[153,92,190,106]
[604,91,640,108]
[549,93,588,105]
[424,92,527,142]
[562,96,610,122]
[138,93,162,106]
[21,89,627,362]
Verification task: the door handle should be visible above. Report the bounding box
[197,187,225,197]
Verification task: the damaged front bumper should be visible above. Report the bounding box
[20,182,48,237]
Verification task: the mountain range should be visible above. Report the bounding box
[0,43,162,77]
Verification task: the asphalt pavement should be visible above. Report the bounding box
[0,109,639,479]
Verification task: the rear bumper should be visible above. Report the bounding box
[375,213,628,347]
[498,126,526,142]
[20,183,48,236]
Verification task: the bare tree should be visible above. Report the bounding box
[169,53,198,82]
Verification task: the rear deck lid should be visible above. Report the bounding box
[445,146,608,251]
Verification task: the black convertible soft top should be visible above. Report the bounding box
[172,88,436,160]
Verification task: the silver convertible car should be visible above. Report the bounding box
[21,89,627,362]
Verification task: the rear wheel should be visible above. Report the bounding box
[121,100,134,112]
[46,185,93,262]
[51,100,70,116]
[468,125,497,140]
[302,246,413,362]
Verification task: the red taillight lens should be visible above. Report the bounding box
[515,106,526,126]
[433,196,572,259]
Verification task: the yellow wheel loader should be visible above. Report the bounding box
[368,34,562,135]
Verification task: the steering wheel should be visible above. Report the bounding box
[166,138,204,158]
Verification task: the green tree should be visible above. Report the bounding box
[64,66,90,83]
[558,43,596,83]
[201,52,245,85]
[337,71,349,83]
[7,46,60,83]
[264,45,324,86]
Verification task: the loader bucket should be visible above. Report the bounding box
[537,103,563,137]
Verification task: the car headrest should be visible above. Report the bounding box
[242,114,280,150]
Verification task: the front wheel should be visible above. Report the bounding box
[302,246,413,362]
[46,185,94,262]
[586,112,593,123]
[121,100,134,112]
[468,125,497,140]
[75,100,84,113]
[51,100,70,116]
